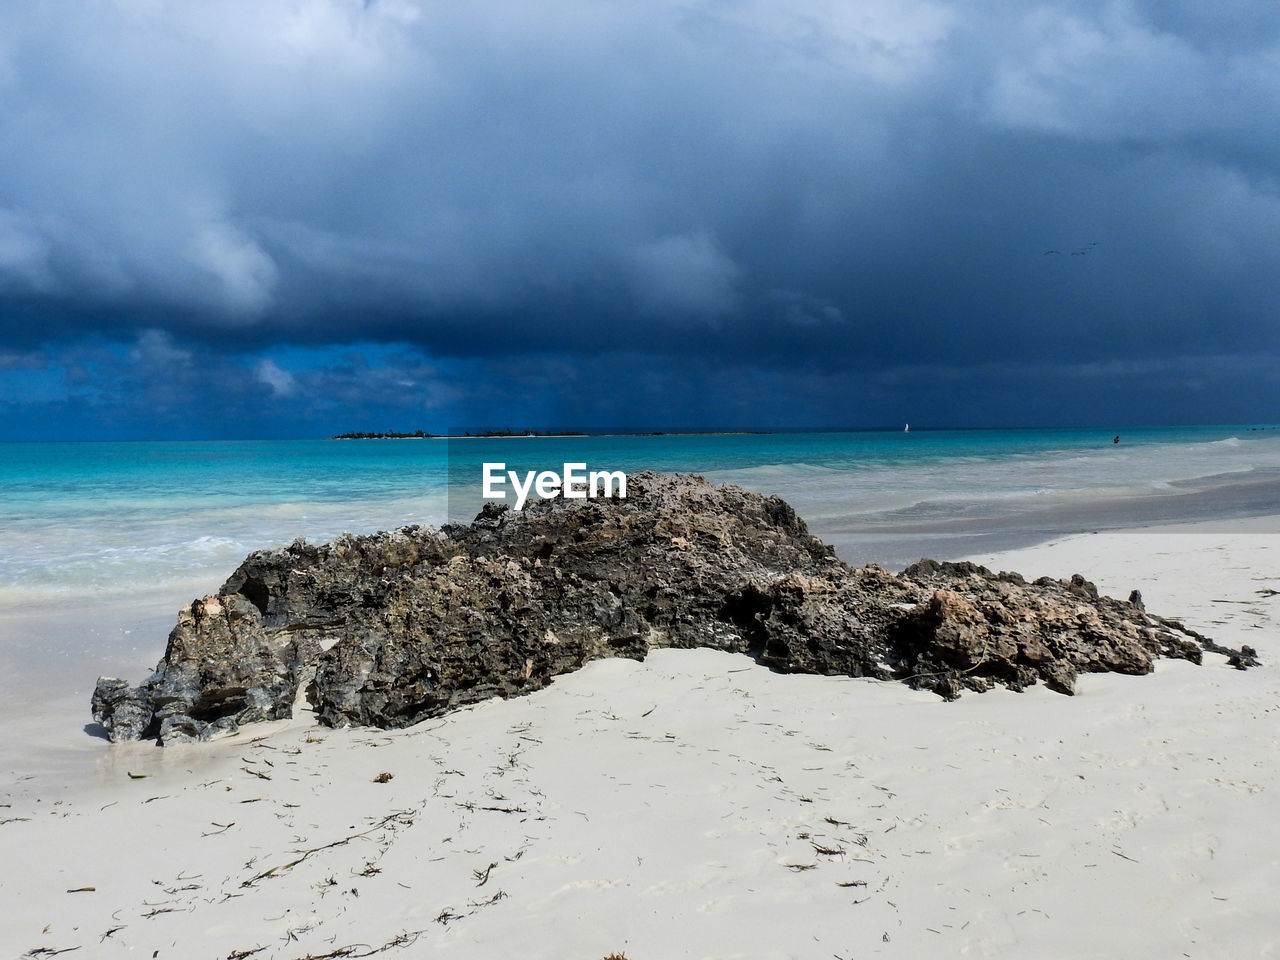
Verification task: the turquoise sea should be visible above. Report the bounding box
[3,425,1279,606]
[2,424,1280,764]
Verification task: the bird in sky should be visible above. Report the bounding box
[1045,240,1100,257]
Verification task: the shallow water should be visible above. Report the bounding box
[3,427,1276,604]
[0,424,1274,778]
[10,427,1280,601]
[2,424,1279,757]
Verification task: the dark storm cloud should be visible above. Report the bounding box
[2,0,1279,433]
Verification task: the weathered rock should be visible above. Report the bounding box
[90,677,154,743]
[91,472,1257,744]
[93,593,307,744]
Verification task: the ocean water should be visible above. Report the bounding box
[3,425,1279,608]
[2,425,1280,763]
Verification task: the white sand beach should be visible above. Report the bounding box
[2,517,1278,959]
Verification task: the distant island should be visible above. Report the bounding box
[330,428,590,440]
[331,429,767,439]
[331,430,433,439]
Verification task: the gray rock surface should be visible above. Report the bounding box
[91,472,1258,744]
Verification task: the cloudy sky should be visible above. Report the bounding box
[1,0,1278,439]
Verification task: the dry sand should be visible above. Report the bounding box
[2,517,1278,959]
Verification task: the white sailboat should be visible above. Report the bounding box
[904,423,909,433]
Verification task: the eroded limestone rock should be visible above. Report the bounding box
[92,472,1257,744]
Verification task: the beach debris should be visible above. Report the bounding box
[278,930,428,957]
[241,809,417,888]
[91,472,1259,743]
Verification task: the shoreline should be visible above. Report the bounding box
[810,470,1280,569]
[2,510,1278,957]
[331,431,772,440]
[2,482,1275,760]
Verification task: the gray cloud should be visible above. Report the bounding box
[1,0,1278,431]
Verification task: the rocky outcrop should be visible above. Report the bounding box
[91,472,1258,744]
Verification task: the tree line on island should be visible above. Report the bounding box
[327,428,737,439]
[330,428,593,439]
